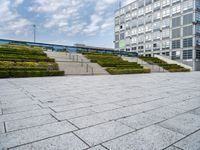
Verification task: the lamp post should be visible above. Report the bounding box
[33,25,36,43]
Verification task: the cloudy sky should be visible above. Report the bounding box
[0,0,132,48]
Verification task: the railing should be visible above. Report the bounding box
[68,53,94,75]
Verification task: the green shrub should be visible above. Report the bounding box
[0,70,64,78]
[106,68,150,75]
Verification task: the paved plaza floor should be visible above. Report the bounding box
[0,72,200,150]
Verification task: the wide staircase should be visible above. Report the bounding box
[46,51,109,75]
[122,56,167,73]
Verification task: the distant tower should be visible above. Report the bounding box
[33,25,36,43]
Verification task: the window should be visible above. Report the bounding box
[183,25,193,37]
[153,31,160,40]
[172,28,181,38]
[196,25,200,33]
[172,17,181,28]
[125,13,131,21]
[183,14,193,25]
[153,11,160,20]
[183,0,193,11]
[115,26,120,32]
[172,4,181,14]
[145,24,152,32]
[162,40,170,49]
[115,42,119,48]
[132,2,137,10]
[183,38,193,48]
[132,19,137,27]
[138,26,144,34]
[138,0,144,8]
[120,33,125,40]
[146,5,152,13]
[162,29,170,38]
[132,47,137,51]
[146,34,152,41]
[125,30,131,37]
[196,12,200,22]
[162,19,170,28]
[132,37,137,43]
[145,0,152,5]
[115,34,119,41]
[138,17,144,25]
[183,50,193,59]
[153,21,161,30]
[138,35,144,43]
[120,16,125,24]
[154,2,160,10]
[162,9,170,18]
[132,11,137,18]
[146,15,152,23]
[132,28,137,35]
[145,43,152,51]
[153,42,160,50]
[138,8,144,16]
[196,50,200,59]
[162,0,170,7]
[172,40,181,49]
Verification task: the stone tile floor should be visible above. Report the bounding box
[0,72,200,150]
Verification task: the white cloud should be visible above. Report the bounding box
[29,0,117,36]
[0,0,30,35]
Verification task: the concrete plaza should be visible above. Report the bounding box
[0,72,200,150]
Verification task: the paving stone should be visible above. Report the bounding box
[0,109,51,123]
[87,145,107,150]
[174,130,200,150]
[51,102,94,112]
[69,114,107,128]
[103,125,184,150]
[169,98,200,112]
[164,146,183,150]
[75,121,133,147]
[89,103,121,113]
[0,121,77,149]
[5,115,57,132]
[189,107,200,116]
[2,105,41,114]
[0,123,5,134]
[53,108,95,121]
[10,133,88,150]
[117,113,163,130]
[159,113,200,135]
[146,106,186,120]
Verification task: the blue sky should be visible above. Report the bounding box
[0,0,132,48]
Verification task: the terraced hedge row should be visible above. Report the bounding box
[139,56,190,72]
[0,44,64,78]
[83,52,150,75]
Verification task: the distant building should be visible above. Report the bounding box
[114,0,200,71]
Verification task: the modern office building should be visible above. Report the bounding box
[114,0,200,70]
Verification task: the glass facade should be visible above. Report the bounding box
[114,0,197,60]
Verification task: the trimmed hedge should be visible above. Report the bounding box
[0,44,64,78]
[106,68,150,75]
[139,56,190,72]
[0,70,64,78]
[83,52,149,75]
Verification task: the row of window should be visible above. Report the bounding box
[115,25,193,42]
[116,13,193,33]
[115,38,193,50]
[115,0,193,18]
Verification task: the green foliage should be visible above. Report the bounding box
[83,52,149,75]
[139,56,190,72]
[106,68,150,75]
[0,44,64,78]
[0,70,64,78]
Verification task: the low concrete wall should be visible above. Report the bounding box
[155,55,193,71]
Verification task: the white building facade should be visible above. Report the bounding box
[114,0,200,71]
